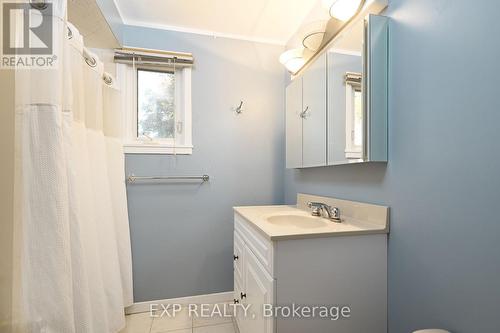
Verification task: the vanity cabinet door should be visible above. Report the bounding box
[302,53,327,167]
[240,245,274,333]
[285,76,303,169]
[234,279,245,329]
[234,231,245,287]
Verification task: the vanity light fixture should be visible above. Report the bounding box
[322,0,364,21]
[279,48,306,74]
[301,20,329,51]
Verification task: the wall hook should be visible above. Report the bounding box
[234,100,244,114]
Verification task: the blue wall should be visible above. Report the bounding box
[104,0,500,331]
[285,1,500,332]
[122,26,285,302]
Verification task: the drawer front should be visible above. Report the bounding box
[235,213,274,276]
[234,231,245,287]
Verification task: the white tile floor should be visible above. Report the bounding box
[119,304,238,333]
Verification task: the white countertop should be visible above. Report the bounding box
[233,205,389,241]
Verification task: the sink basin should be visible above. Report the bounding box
[266,214,329,229]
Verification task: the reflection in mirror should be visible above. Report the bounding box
[345,71,363,159]
[327,19,364,165]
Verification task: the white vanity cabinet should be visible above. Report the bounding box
[234,214,275,333]
[285,53,327,169]
[233,196,388,333]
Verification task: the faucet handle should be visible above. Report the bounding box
[311,206,321,216]
[307,202,321,216]
[330,207,341,222]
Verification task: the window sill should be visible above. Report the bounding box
[123,142,193,155]
[344,150,363,159]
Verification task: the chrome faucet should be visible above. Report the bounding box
[307,202,341,222]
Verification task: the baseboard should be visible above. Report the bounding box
[125,291,234,314]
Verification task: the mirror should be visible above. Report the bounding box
[327,15,388,165]
[327,19,364,164]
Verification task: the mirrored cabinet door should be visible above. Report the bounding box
[327,14,388,165]
[285,77,303,169]
[327,26,364,165]
[364,14,389,162]
[303,53,327,168]
[285,53,327,169]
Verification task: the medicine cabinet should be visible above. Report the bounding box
[285,14,388,168]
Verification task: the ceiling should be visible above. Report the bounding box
[68,0,120,48]
[113,0,320,45]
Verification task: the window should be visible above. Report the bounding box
[137,69,176,139]
[344,72,363,159]
[119,64,192,154]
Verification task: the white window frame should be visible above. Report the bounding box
[117,63,193,154]
[345,82,363,160]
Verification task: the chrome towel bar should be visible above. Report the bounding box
[127,174,210,183]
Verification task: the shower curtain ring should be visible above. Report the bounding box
[30,0,48,10]
[85,56,97,68]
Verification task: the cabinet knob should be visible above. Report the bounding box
[233,299,239,304]
[240,292,247,299]
[233,255,239,261]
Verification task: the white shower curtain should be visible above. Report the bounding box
[12,2,133,332]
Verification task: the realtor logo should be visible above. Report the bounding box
[1,1,56,68]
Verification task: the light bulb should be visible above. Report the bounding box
[322,0,363,21]
[279,48,306,74]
